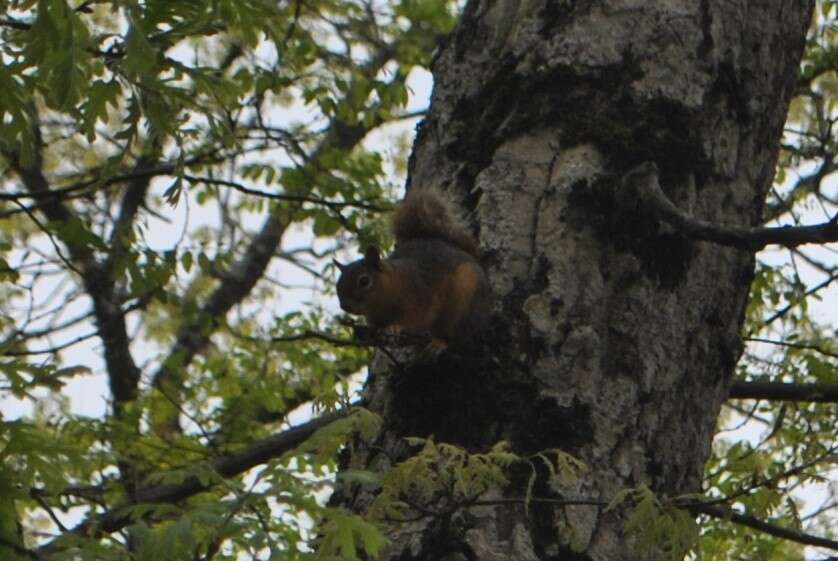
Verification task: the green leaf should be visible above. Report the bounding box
[313,214,341,237]
[180,251,193,273]
[122,22,157,79]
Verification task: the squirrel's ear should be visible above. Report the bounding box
[332,258,346,272]
[364,246,382,269]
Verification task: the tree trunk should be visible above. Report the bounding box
[336,1,813,560]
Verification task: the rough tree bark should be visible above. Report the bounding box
[336,2,814,560]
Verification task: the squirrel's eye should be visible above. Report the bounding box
[357,274,373,289]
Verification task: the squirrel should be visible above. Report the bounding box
[334,187,491,357]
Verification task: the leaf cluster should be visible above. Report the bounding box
[0,0,459,558]
[369,438,520,521]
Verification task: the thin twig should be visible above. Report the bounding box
[269,330,362,347]
[3,330,99,356]
[471,497,608,508]
[12,200,85,277]
[182,174,390,212]
[31,493,69,533]
[701,445,838,507]
[745,336,838,360]
[759,271,838,328]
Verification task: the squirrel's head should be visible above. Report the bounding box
[334,246,386,315]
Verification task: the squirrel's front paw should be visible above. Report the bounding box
[417,338,448,363]
[352,324,378,343]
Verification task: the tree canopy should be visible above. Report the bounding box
[0,1,835,560]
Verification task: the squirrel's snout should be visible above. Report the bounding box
[338,296,363,314]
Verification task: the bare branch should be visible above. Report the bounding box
[729,381,838,403]
[625,162,838,250]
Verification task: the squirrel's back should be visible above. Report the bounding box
[335,186,490,352]
[391,188,479,256]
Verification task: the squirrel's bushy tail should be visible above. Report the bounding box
[392,188,479,256]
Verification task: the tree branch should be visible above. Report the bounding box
[759,271,838,328]
[729,381,838,403]
[0,153,224,204]
[268,329,364,347]
[763,156,837,223]
[0,17,32,30]
[691,503,838,551]
[105,154,155,272]
[5,124,141,408]
[745,336,838,359]
[625,162,838,250]
[182,175,390,212]
[2,329,99,356]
